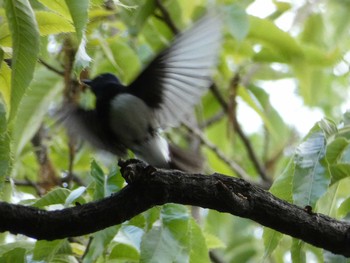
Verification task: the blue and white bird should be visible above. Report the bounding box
[64,13,222,171]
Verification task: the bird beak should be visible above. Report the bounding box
[82,79,92,86]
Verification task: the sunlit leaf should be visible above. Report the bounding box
[37,0,71,19]
[35,11,74,35]
[64,186,86,207]
[32,188,71,208]
[5,0,40,121]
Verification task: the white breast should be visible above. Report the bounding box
[109,93,170,167]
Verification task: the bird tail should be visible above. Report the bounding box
[168,144,204,173]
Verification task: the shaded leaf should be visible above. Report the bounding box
[33,239,67,261]
[13,68,62,156]
[0,55,11,117]
[83,226,120,263]
[293,122,331,208]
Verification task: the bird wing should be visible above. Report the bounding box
[127,13,222,128]
[59,104,127,156]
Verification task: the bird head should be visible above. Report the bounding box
[82,73,124,99]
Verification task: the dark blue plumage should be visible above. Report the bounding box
[64,13,222,171]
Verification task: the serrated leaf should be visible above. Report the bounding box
[293,122,331,207]
[5,0,40,121]
[13,68,62,156]
[32,188,71,208]
[35,11,74,35]
[83,226,120,263]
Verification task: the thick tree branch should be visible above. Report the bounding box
[0,161,349,257]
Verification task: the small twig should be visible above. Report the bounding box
[182,122,251,181]
[39,59,64,76]
[155,0,179,34]
[200,110,226,129]
[209,82,271,184]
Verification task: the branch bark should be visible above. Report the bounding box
[0,160,349,257]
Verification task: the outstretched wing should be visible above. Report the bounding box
[59,104,127,156]
[127,13,222,128]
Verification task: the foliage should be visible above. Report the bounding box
[1,0,350,262]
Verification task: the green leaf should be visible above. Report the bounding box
[5,0,40,121]
[95,37,141,84]
[109,243,140,262]
[83,226,120,263]
[35,11,75,35]
[263,160,294,258]
[12,68,62,156]
[291,239,306,263]
[65,0,89,41]
[65,0,91,73]
[189,218,211,263]
[0,54,11,117]
[338,196,350,218]
[114,225,144,252]
[330,164,350,184]
[204,232,225,250]
[33,239,67,261]
[32,188,71,208]
[248,16,303,62]
[90,160,106,200]
[64,186,86,207]
[326,138,350,165]
[0,132,11,182]
[0,248,26,263]
[293,122,331,208]
[224,4,249,41]
[140,204,190,263]
[37,0,71,19]
[0,241,33,257]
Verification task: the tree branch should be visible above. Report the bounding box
[0,161,349,257]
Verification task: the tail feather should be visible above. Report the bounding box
[168,144,204,172]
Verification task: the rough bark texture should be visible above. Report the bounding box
[0,160,350,257]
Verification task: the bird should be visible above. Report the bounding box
[62,13,222,171]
